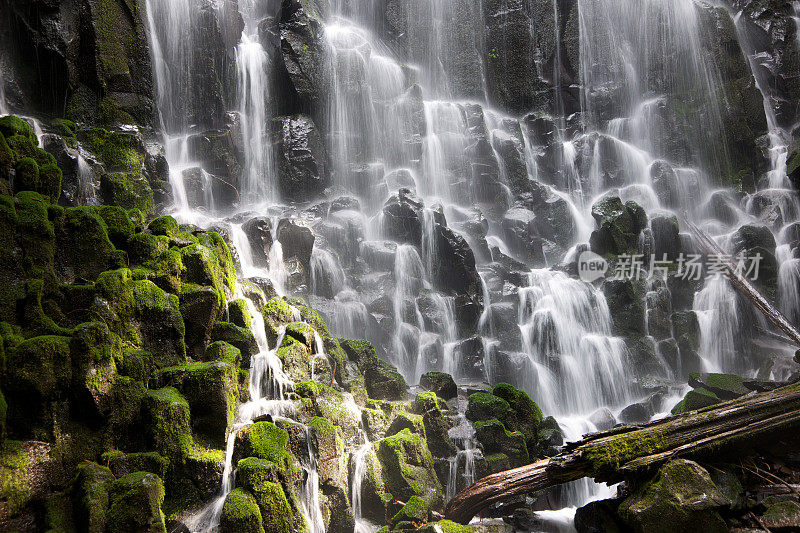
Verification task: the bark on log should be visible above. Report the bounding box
[682,217,800,347]
[444,382,800,524]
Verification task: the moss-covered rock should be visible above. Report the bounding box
[386,412,426,438]
[474,419,529,467]
[76,128,143,171]
[142,387,193,462]
[102,451,169,480]
[93,269,186,367]
[761,500,800,530]
[100,172,154,214]
[374,428,444,509]
[220,488,265,533]
[14,157,40,194]
[70,461,114,533]
[179,285,224,357]
[419,371,458,400]
[294,382,362,444]
[262,296,298,345]
[234,422,292,469]
[0,116,37,143]
[308,416,346,487]
[3,335,71,436]
[617,459,729,533]
[228,298,252,329]
[69,322,121,418]
[391,495,429,528]
[148,216,179,238]
[155,361,238,448]
[466,392,510,422]
[590,197,648,256]
[277,328,315,383]
[363,357,407,401]
[211,321,258,360]
[203,341,242,366]
[107,472,166,533]
[671,387,721,415]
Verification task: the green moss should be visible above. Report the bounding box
[100,171,154,213]
[492,382,543,425]
[203,341,242,366]
[391,495,429,527]
[43,491,75,533]
[62,207,117,280]
[0,116,36,142]
[71,461,115,533]
[50,119,77,143]
[102,450,169,479]
[235,422,292,467]
[127,233,169,263]
[148,216,179,237]
[671,388,720,415]
[107,472,167,533]
[14,157,39,193]
[0,440,32,516]
[466,392,510,422]
[142,387,194,461]
[421,520,473,533]
[76,128,142,171]
[95,205,136,247]
[583,428,668,473]
[220,488,265,533]
[228,299,251,329]
[39,163,62,203]
[473,419,529,466]
[374,428,443,507]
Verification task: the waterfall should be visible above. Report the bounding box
[0,62,7,116]
[351,442,375,533]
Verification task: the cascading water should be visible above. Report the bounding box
[138,0,800,527]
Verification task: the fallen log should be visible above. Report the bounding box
[444,382,800,524]
[682,216,800,347]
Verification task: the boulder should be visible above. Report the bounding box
[241,217,273,268]
[277,219,315,272]
[617,459,729,533]
[418,371,457,400]
[590,197,648,256]
[220,488,266,533]
[374,428,444,509]
[107,472,166,533]
[273,115,328,202]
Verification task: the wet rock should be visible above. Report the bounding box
[273,114,328,202]
[374,428,444,509]
[501,207,545,264]
[574,499,625,533]
[731,223,778,297]
[490,122,529,197]
[704,191,740,226]
[360,240,397,272]
[419,371,458,400]
[650,215,681,260]
[671,387,721,415]
[761,501,800,530]
[180,287,224,358]
[650,160,680,209]
[186,128,243,191]
[432,223,482,299]
[278,0,329,108]
[241,217,273,268]
[618,402,652,425]
[474,419,529,467]
[618,459,729,533]
[590,197,648,256]
[457,336,486,381]
[603,279,646,337]
[589,408,616,432]
[276,218,315,272]
[688,373,749,400]
[646,286,672,341]
[382,190,424,246]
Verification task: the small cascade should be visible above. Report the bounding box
[351,441,376,533]
[0,62,7,116]
[236,23,274,204]
[76,154,98,205]
[300,427,327,533]
[518,269,632,416]
[446,397,479,502]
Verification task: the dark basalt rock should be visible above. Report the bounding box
[273,114,328,202]
[276,218,315,272]
[278,0,329,110]
[241,216,273,268]
[590,197,648,256]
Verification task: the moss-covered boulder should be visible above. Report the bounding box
[688,373,748,400]
[671,387,721,415]
[107,472,166,533]
[761,500,800,530]
[617,459,729,533]
[419,371,458,400]
[179,286,224,358]
[155,361,238,448]
[76,128,144,171]
[211,321,258,360]
[58,207,120,282]
[308,416,346,487]
[234,422,292,470]
[474,419,529,467]
[374,428,444,509]
[102,451,169,480]
[220,488,266,533]
[203,341,242,366]
[100,172,154,214]
[70,461,115,533]
[141,387,193,462]
[391,495,429,528]
[93,269,186,367]
[295,382,362,444]
[364,357,408,401]
[69,322,121,419]
[3,335,71,436]
[277,327,316,383]
[465,392,511,422]
[590,197,648,256]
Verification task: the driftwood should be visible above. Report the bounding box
[444,382,800,524]
[682,217,800,348]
